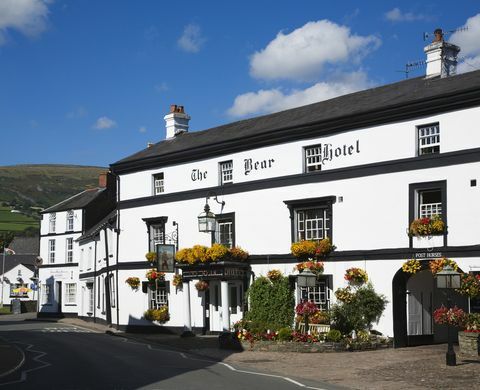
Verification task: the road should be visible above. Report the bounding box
[0,317,342,390]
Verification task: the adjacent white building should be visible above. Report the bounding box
[39,32,480,347]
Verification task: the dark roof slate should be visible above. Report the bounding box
[112,70,480,168]
[77,210,117,242]
[42,188,105,213]
[9,237,39,255]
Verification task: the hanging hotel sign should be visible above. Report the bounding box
[181,267,247,280]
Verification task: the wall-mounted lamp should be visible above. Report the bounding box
[198,192,225,233]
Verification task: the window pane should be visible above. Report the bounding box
[418,124,440,155]
[419,189,442,218]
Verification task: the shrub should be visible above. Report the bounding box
[356,330,370,343]
[331,283,388,335]
[245,275,294,331]
[326,329,342,342]
[277,327,293,341]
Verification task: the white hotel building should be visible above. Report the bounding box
[39,34,480,347]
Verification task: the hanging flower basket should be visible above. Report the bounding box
[344,267,368,286]
[409,215,444,237]
[457,273,480,298]
[145,251,157,264]
[144,306,170,323]
[428,258,458,275]
[125,277,140,290]
[295,260,324,276]
[195,280,209,291]
[172,274,183,289]
[267,269,283,282]
[402,259,421,275]
[335,286,355,303]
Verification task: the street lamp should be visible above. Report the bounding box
[297,268,317,333]
[198,192,225,233]
[436,265,462,366]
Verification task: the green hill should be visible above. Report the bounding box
[0,164,108,233]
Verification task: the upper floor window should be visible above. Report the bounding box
[66,210,74,231]
[219,160,233,185]
[215,213,235,248]
[150,224,164,252]
[48,239,55,263]
[304,145,322,172]
[49,213,56,233]
[418,123,440,156]
[419,189,442,218]
[284,197,335,243]
[66,237,74,263]
[153,173,164,195]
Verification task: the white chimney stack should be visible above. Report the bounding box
[164,104,190,139]
[424,28,460,79]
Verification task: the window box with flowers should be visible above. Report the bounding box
[175,244,249,265]
[290,238,335,261]
[409,215,445,249]
[146,269,165,290]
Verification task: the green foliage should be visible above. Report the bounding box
[0,207,39,233]
[0,231,14,249]
[331,283,388,335]
[277,327,293,341]
[325,329,342,342]
[245,276,294,331]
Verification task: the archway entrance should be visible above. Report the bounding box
[392,261,468,348]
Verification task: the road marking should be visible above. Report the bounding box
[40,327,93,333]
[0,342,51,386]
[118,338,328,390]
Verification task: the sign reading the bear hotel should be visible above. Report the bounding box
[318,140,361,166]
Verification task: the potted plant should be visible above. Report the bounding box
[267,269,283,281]
[457,273,480,299]
[409,215,445,249]
[172,273,183,289]
[144,306,170,323]
[344,267,368,286]
[195,280,209,291]
[295,260,324,276]
[428,258,458,275]
[125,276,140,290]
[146,269,165,290]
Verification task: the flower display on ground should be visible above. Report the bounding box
[291,238,335,260]
[409,214,444,237]
[146,269,165,282]
[457,273,480,298]
[295,310,330,325]
[125,277,140,290]
[344,268,368,285]
[295,260,324,275]
[172,274,183,288]
[464,313,480,332]
[145,251,157,264]
[335,287,355,303]
[428,257,458,275]
[267,269,283,281]
[402,259,421,274]
[175,245,249,264]
[295,300,319,317]
[195,280,209,291]
[144,306,169,323]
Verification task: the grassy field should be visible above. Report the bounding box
[0,206,38,232]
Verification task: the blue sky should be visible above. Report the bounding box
[1,1,479,167]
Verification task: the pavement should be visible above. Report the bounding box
[2,313,480,389]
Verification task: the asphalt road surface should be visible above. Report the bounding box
[0,317,342,390]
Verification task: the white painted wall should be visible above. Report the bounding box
[0,264,35,306]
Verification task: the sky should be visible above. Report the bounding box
[1,0,479,167]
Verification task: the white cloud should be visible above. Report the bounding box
[139,126,147,133]
[177,23,205,53]
[93,116,116,130]
[450,13,480,74]
[0,0,52,45]
[250,20,380,81]
[385,8,425,23]
[228,71,371,117]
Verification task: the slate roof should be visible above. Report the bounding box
[112,70,480,169]
[1,256,36,274]
[77,210,117,242]
[42,188,106,213]
[9,237,39,255]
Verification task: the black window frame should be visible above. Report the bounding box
[211,212,235,248]
[143,216,168,253]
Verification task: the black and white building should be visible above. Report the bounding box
[39,33,480,346]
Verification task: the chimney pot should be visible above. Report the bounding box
[433,28,443,42]
[170,104,177,113]
[98,172,107,188]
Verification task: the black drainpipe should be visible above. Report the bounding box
[104,227,112,325]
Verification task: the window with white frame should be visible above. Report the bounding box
[149,286,168,310]
[296,208,330,241]
[299,279,330,311]
[219,160,233,185]
[65,283,76,304]
[42,284,52,305]
[419,189,442,218]
[418,123,440,155]
[215,214,234,248]
[66,237,74,263]
[153,173,164,195]
[66,210,74,231]
[87,283,94,313]
[110,275,116,308]
[150,224,164,252]
[304,145,322,172]
[48,239,55,263]
[49,213,56,233]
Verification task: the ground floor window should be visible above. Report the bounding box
[65,283,76,304]
[299,279,330,311]
[86,283,94,313]
[149,286,168,310]
[41,284,52,305]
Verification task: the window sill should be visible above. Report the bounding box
[64,304,77,306]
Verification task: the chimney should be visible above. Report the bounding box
[164,104,190,139]
[98,172,108,188]
[424,28,460,79]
